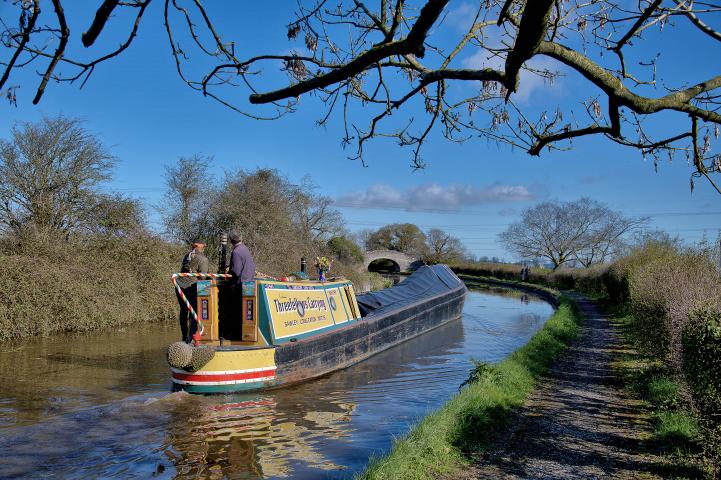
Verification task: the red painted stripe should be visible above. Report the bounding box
[172,369,276,383]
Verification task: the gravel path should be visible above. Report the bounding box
[467,292,664,479]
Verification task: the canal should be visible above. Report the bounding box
[0,286,554,479]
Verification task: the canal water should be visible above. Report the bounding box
[0,287,554,479]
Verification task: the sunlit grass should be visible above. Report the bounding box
[357,296,581,480]
[656,411,699,449]
[606,305,705,476]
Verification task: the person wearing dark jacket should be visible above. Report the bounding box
[229,230,255,284]
[176,241,209,342]
[224,231,255,339]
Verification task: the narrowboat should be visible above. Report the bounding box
[167,264,467,394]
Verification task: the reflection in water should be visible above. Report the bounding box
[0,288,553,479]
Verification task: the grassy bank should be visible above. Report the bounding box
[452,238,721,477]
[358,287,581,480]
[0,235,183,342]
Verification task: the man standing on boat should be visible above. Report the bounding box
[226,231,256,338]
[229,230,255,283]
[176,240,209,342]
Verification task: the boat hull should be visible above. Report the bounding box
[171,346,278,393]
[275,284,466,387]
[171,266,467,394]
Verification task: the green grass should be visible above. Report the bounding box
[356,295,581,480]
[647,375,681,409]
[655,411,700,449]
[606,304,706,476]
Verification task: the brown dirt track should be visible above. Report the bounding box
[461,292,670,480]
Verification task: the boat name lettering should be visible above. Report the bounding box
[273,297,327,314]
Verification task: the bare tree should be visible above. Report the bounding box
[207,168,343,275]
[365,223,427,255]
[574,211,647,267]
[2,1,720,191]
[0,116,115,236]
[423,228,468,264]
[82,193,146,238]
[499,198,644,270]
[290,177,344,243]
[161,154,214,244]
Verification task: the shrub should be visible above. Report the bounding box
[450,261,523,281]
[627,250,720,367]
[365,272,394,292]
[604,239,680,303]
[0,235,183,342]
[683,309,721,419]
[450,262,607,297]
[569,264,608,296]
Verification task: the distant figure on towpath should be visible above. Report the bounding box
[520,265,529,282]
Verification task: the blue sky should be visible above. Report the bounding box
[1,1,719,260]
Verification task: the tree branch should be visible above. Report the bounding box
[82,0,120,47]
[504,0,555,95]
[529,125,613,156]
[33,0,69,104]
[0,0,40,91]
[673,0,721,43]
[612,0,663,52]
[249,0,449,104]
[538,41,721,124]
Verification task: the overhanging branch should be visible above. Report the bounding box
[249,0,449,104]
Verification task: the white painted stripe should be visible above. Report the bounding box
[170,366,276,376]
[172,375,276,386]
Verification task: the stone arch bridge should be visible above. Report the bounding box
[363,249,423,273]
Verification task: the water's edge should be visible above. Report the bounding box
[0,285,555,480]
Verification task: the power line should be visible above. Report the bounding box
[347,221,720,231]
[337,203,721,217]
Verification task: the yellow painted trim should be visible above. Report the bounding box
[258,279,350,288]
[199,348,276,372]
[344,285,362,319]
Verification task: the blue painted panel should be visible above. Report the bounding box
[196,280,211,296]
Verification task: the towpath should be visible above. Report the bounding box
[464,292,665,479]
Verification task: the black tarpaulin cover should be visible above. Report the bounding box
[356,264,464,317]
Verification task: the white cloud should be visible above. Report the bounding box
[335,183,534,211]
[445,2,477,32]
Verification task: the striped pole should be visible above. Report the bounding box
[171,271,279,339]
[171,273,233,337]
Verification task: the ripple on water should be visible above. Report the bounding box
[0,288,554,479]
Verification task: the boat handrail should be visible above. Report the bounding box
[170,271,280,339]
[171,273,233,336]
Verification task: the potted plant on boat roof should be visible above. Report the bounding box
[314,256,332,282]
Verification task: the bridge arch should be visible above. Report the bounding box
[362,250,421,273]
[367,257,401,273]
